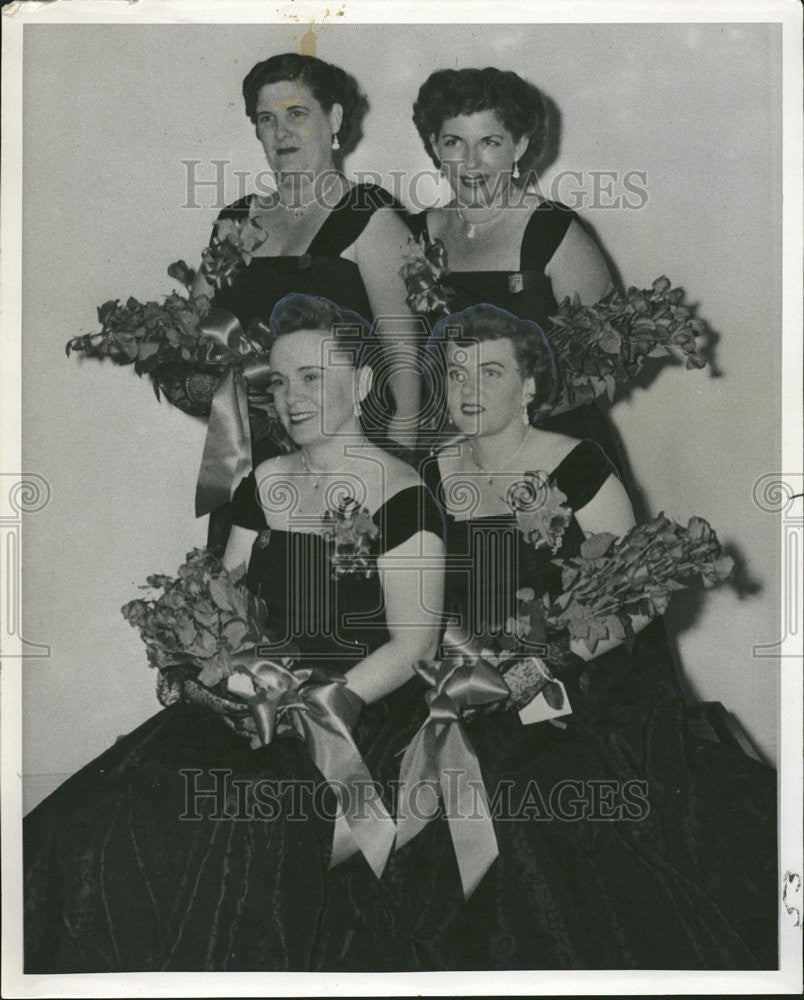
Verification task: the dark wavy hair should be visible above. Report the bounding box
[242,53,368,150]
[430,303,557,424]
[413,67,547,184]
[268,293,378,370]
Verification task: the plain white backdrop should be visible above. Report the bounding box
[20,19,783,812]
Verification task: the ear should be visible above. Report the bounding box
[522,374,536,408]
[514,135,530,164]
[357,365,373,402]
[329,102,344,136]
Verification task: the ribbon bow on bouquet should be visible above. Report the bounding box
[193,309,283,517]
[396,625,510,899]
[232,651,396,879]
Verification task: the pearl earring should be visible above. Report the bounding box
[512,160,520,180]
[332,133,340,150]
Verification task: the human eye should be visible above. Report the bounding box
[483,367,502,379]
[303,371,321,384]
[441,136,460,149]
[483,137,502,147]
[256,112,274,126]
[268,373,286,389]
[290,108,308,119]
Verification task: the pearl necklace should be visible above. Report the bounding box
[456,203,507,239]
[467,427,533,484]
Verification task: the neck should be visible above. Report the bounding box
[468,419,531,472]
[276,166,341,208]
[455,181,513,215]
[301,424,366,471]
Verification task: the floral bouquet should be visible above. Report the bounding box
[65,215,274,419]
[122,547,283,716]
[399,234,709,413]
[427,469,734,718]
[123,545,396,874]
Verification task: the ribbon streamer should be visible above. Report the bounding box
[396,626,509,899]
[234,653,396,880]
[193,309,273,517]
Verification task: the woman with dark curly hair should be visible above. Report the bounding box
[408,67,625,467]
[195,54,423,553]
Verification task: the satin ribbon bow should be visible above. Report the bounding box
[396,625,510,899]
[194,309,274,517]
[234,651,396,879]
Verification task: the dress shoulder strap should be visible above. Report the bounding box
[550,439,618,511]
[308,183,406,256]
[375,485,445,555]
[520,200,577,273]
[229,471,266,531]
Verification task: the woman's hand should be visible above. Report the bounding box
[344,528,445,705]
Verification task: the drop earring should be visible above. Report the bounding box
[512,160,520,180]
[332,133,340,151]
[522,400,532,426]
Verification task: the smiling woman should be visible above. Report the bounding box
[23,295,446,972]
[408,67,624,470]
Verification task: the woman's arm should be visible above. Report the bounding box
[222,524,258,575]
[545,219,615,306]
[566,474,650,661]
[344,529,445,705]
[353,207,423,447]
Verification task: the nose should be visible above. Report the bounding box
[460,374,478,399]
[464,145,481,171]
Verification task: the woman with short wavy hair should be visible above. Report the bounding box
[409,66,623,464]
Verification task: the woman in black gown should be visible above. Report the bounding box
[316,304,777,971]
[23,294,445,972]
[194,53,423,551]
[407,67,625,467]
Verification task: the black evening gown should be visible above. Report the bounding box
[22,481,443,972]
[309,440,778,970]
[408,203,625,472]
[206,183,407,553]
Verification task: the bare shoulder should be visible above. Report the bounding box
[375,450,422,495]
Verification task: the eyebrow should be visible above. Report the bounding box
[257,103,310,114]
[440,132,505,140]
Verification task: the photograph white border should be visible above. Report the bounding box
[1,1,801,996]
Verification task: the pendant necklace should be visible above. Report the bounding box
[456,203,507,240]
[467,427,532,485]
[297,450,364,515]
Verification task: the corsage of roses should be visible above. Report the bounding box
[123,502,392,877]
